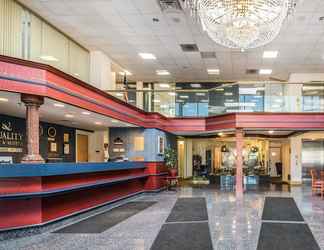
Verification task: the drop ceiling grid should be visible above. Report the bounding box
[16,0,324,82]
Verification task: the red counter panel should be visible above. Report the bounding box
[0,162,167,231]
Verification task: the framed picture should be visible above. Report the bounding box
[64,144,70,154]
[157,136,164,155]
[50,142,57,152]
[64,133,69,143]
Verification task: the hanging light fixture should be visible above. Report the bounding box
[184,0,297,50]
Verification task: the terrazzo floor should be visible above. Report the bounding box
[1,184,324,250]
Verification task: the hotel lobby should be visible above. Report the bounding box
[1,0,324,249]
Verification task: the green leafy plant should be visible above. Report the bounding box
[164,148,177,169]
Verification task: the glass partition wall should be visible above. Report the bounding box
[107,82,324,117]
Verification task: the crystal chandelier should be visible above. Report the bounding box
[184,0,297,50]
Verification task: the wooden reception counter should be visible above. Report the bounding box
[0,161,167,231]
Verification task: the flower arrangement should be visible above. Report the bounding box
[164,148,177,169]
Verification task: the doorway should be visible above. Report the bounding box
[77,134,89,162]
[269,147,282,178]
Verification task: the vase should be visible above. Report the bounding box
[169,168,178,177]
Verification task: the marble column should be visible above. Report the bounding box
[21,94,44,163]
[235,129,244,197]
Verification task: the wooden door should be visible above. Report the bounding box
[77,134,88,162]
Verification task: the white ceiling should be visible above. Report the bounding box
[18,0,324,82]
[0,91,136,130]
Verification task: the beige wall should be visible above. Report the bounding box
[0,0,90,82]
[281,142,291,183]
[288,131,324,185]
[90,51,115,91]
[76,129,108,162]
[0,0,23,58]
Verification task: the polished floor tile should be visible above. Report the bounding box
[1,185,324,250]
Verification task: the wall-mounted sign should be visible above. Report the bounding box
[157,136,165,155]
[113,148,125,153]
[64,133,69,143]
[64,143,70,154]
[0,156,12,164]
[48,127,57,138]
[0,121,23,147]
[39,125,44,136]
[0,147,23,153]
[50,142,57,152]
[113,137,123,145]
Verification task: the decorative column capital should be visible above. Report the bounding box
[21,94,44,106]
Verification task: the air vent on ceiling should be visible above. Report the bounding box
[180,44,199,52]
[200,51,216,59]
[172,17,181,23]
[157,0,182,11]
[246,69,259,75]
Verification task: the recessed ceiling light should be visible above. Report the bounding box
[156,70,170,75]
[159,83,170,88]
[268,130,274,134]
[263,51,278,58]
[207,69,220,75]
[138,53,156,60]
[169,92,177,96]
[180,95,189,99]
[259,69,272,75]
[111,119,119,123]
[119,70,132,76]
[54,103,64,108]
[115,93,124,97]
[95,122,102,125]
[0,97,9,102]
[40,55,59,62]
[65,114,74,118]
[218,132,224,136]
[153,99,161,103]
[191,84,201,88]
[196,93,206,96]
[82,111,91,115]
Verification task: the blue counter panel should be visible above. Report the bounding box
[0,162,146,177]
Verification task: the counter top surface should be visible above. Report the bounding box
[0,161,147,177]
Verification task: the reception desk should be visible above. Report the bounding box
[0,161,167,231]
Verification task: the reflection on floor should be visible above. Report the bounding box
[1,185,324,250]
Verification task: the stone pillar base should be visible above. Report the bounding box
[21,154,45,164]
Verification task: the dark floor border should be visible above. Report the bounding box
[257,222,320,250]
[53,201,156,234]
[262,197,304,222]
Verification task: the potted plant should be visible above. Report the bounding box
[164,148,177,177]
